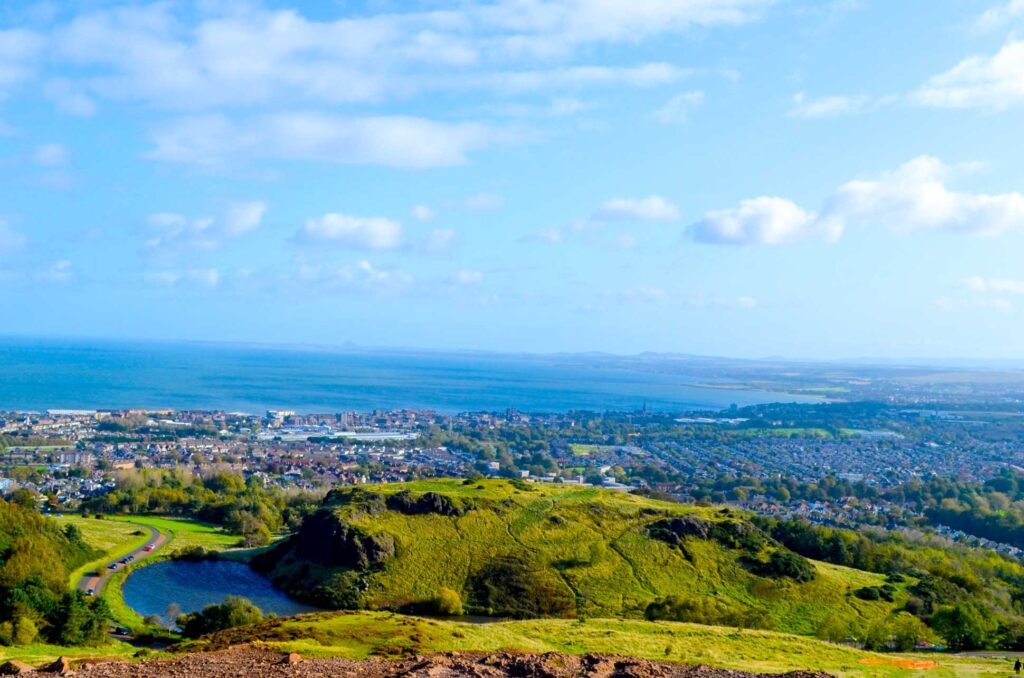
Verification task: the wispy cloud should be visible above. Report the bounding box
[144,201,267,254]
[148,113,500,170]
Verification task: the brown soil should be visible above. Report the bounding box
[60,646,836,677]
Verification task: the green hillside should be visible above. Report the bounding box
[0,500,109,646]
[253,479,903,636]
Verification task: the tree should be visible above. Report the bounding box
[930,604,997,651]
[8,489,37,510]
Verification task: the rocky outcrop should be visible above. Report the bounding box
[648,517,768,553]
[292,510,395,570]
[385,491,471,517]
[64,647,838,678]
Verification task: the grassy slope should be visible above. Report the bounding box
[192,610,1010,678]
[293,479,899,635]
[55,516,152,589]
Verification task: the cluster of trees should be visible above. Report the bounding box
[81,469,324,546]
[177,595,263,639]
[0,501,110,646]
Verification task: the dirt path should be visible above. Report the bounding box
[77,524,169,595]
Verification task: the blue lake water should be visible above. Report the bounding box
[123,559,319,619]
[0,336,816,413]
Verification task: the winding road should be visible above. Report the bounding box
[76,523,169,595]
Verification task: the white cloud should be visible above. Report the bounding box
[39,259,73,283]
[459,193,505,211]
[596,196,680,221]
[691,196,824,245]
[148,113,497,170]
[223,201,267,237]
[299,214,403,250]
[452,269,485,285]
[295,260,413,294]
[975,0,1024,31]
[0,220,27,254]
[0,28,42,97]
[914,39,1024,110]
[963,276,1024,294]
[654,90,704,123]
[486,63,693,93]
[422,228,458,252]
[32,143,69,168]
[146,268,221,287]
[411,205,436,221]
[144,201,266,252]
[693,156,1024,245]
[623,285,670,302]
[36,3,753,111]
[43,78,97,116]
[478,0,773,55]
[789,92,864,118]
[830,156,1024,236]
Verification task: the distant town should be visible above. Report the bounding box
[6,400,1024,560]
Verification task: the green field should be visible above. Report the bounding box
[189,610,1011,678]
[107,515,239,551]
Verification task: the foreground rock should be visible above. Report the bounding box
[67,647,835,678]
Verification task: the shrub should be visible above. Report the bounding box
[177,596,264,639]
[431,588,464,616]
[741,550,816,583]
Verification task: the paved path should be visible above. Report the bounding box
[76,523,169,595]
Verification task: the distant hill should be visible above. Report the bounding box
[252,479,900,636]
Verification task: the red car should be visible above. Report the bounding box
[144,544,155,552]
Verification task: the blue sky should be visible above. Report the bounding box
[3,0,1024,360]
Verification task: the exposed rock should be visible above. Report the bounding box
[385,491,469,517]
[648,516,712,545]
[648,517,768,553]
[0,659,36,674]
[292,510,395,570]
[43,657,71,675]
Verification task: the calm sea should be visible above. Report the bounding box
[0,337,814,414]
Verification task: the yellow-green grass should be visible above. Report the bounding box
[0,640,141,667]
[99,566,147,630]
[297,479,899,635]
[192,611,1010,678]
[54,516,153,588]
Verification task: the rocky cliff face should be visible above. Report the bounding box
[291,509,395,570]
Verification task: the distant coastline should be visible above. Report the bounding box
[0,336,818,415]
